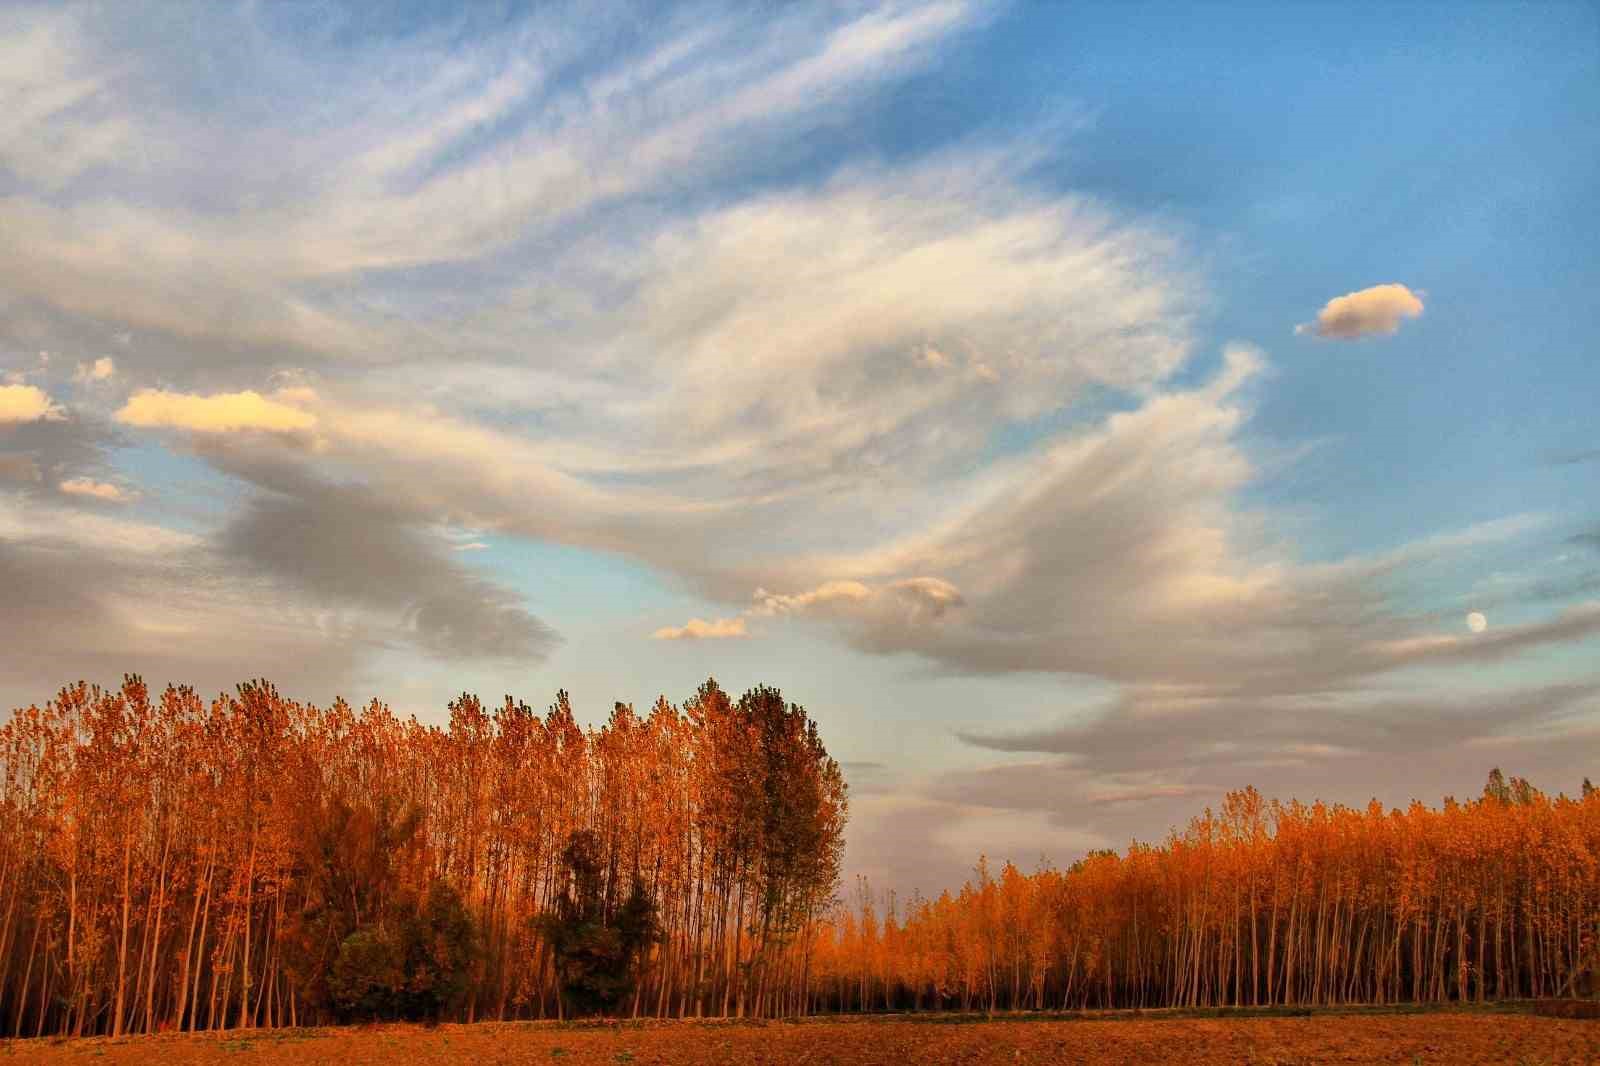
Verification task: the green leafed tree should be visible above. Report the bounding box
[539,830,660,1017]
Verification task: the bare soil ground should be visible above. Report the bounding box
[4,1006,1595,1065]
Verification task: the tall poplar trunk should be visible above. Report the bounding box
[236,830,257,1030]
[112,833,134,1037]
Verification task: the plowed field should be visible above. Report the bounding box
[5,1009,1595,1065]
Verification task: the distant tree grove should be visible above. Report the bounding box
[0,678,1594,1040]
[818,772,1598,1014]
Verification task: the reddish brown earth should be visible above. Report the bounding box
[4,1010,1595,1065]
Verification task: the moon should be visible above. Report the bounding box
[1466,611,1488,634]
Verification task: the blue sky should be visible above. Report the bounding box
[2,0,1597,893]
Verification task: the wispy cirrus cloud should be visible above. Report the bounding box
[0,7,134,190]
[0,2,991,368]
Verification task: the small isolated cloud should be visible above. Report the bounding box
[73,357,115,384]
[116,388,316,434]
[651,616,749,640]
[58,477,132,503]
[0,384,63,424]
[453,541,490,552]
[1297,283,1424,340]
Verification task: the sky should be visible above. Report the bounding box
[3,0,1598,896]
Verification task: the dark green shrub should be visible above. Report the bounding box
[394,881,479,1020]
[328,929,402,1020]
[539,830,660,1016]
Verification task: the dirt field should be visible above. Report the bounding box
[4,1009,1595,1066]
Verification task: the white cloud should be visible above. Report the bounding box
[754,345,1596,697]
[651,616,748,640]
[0,3,986,363]
[1296,283,1424,339]
[58,477,132,503]
[0,9,134,190]
[0,384,62,424]
[590,156,1193,484]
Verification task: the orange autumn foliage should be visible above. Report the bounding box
[809,779,1599,1012]
[0,676,844,1036]
[0,674,1595,1040]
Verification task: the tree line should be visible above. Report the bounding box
[0,676,846,1037]
[1,676,1594,1039]
[809,772,1598,1013]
